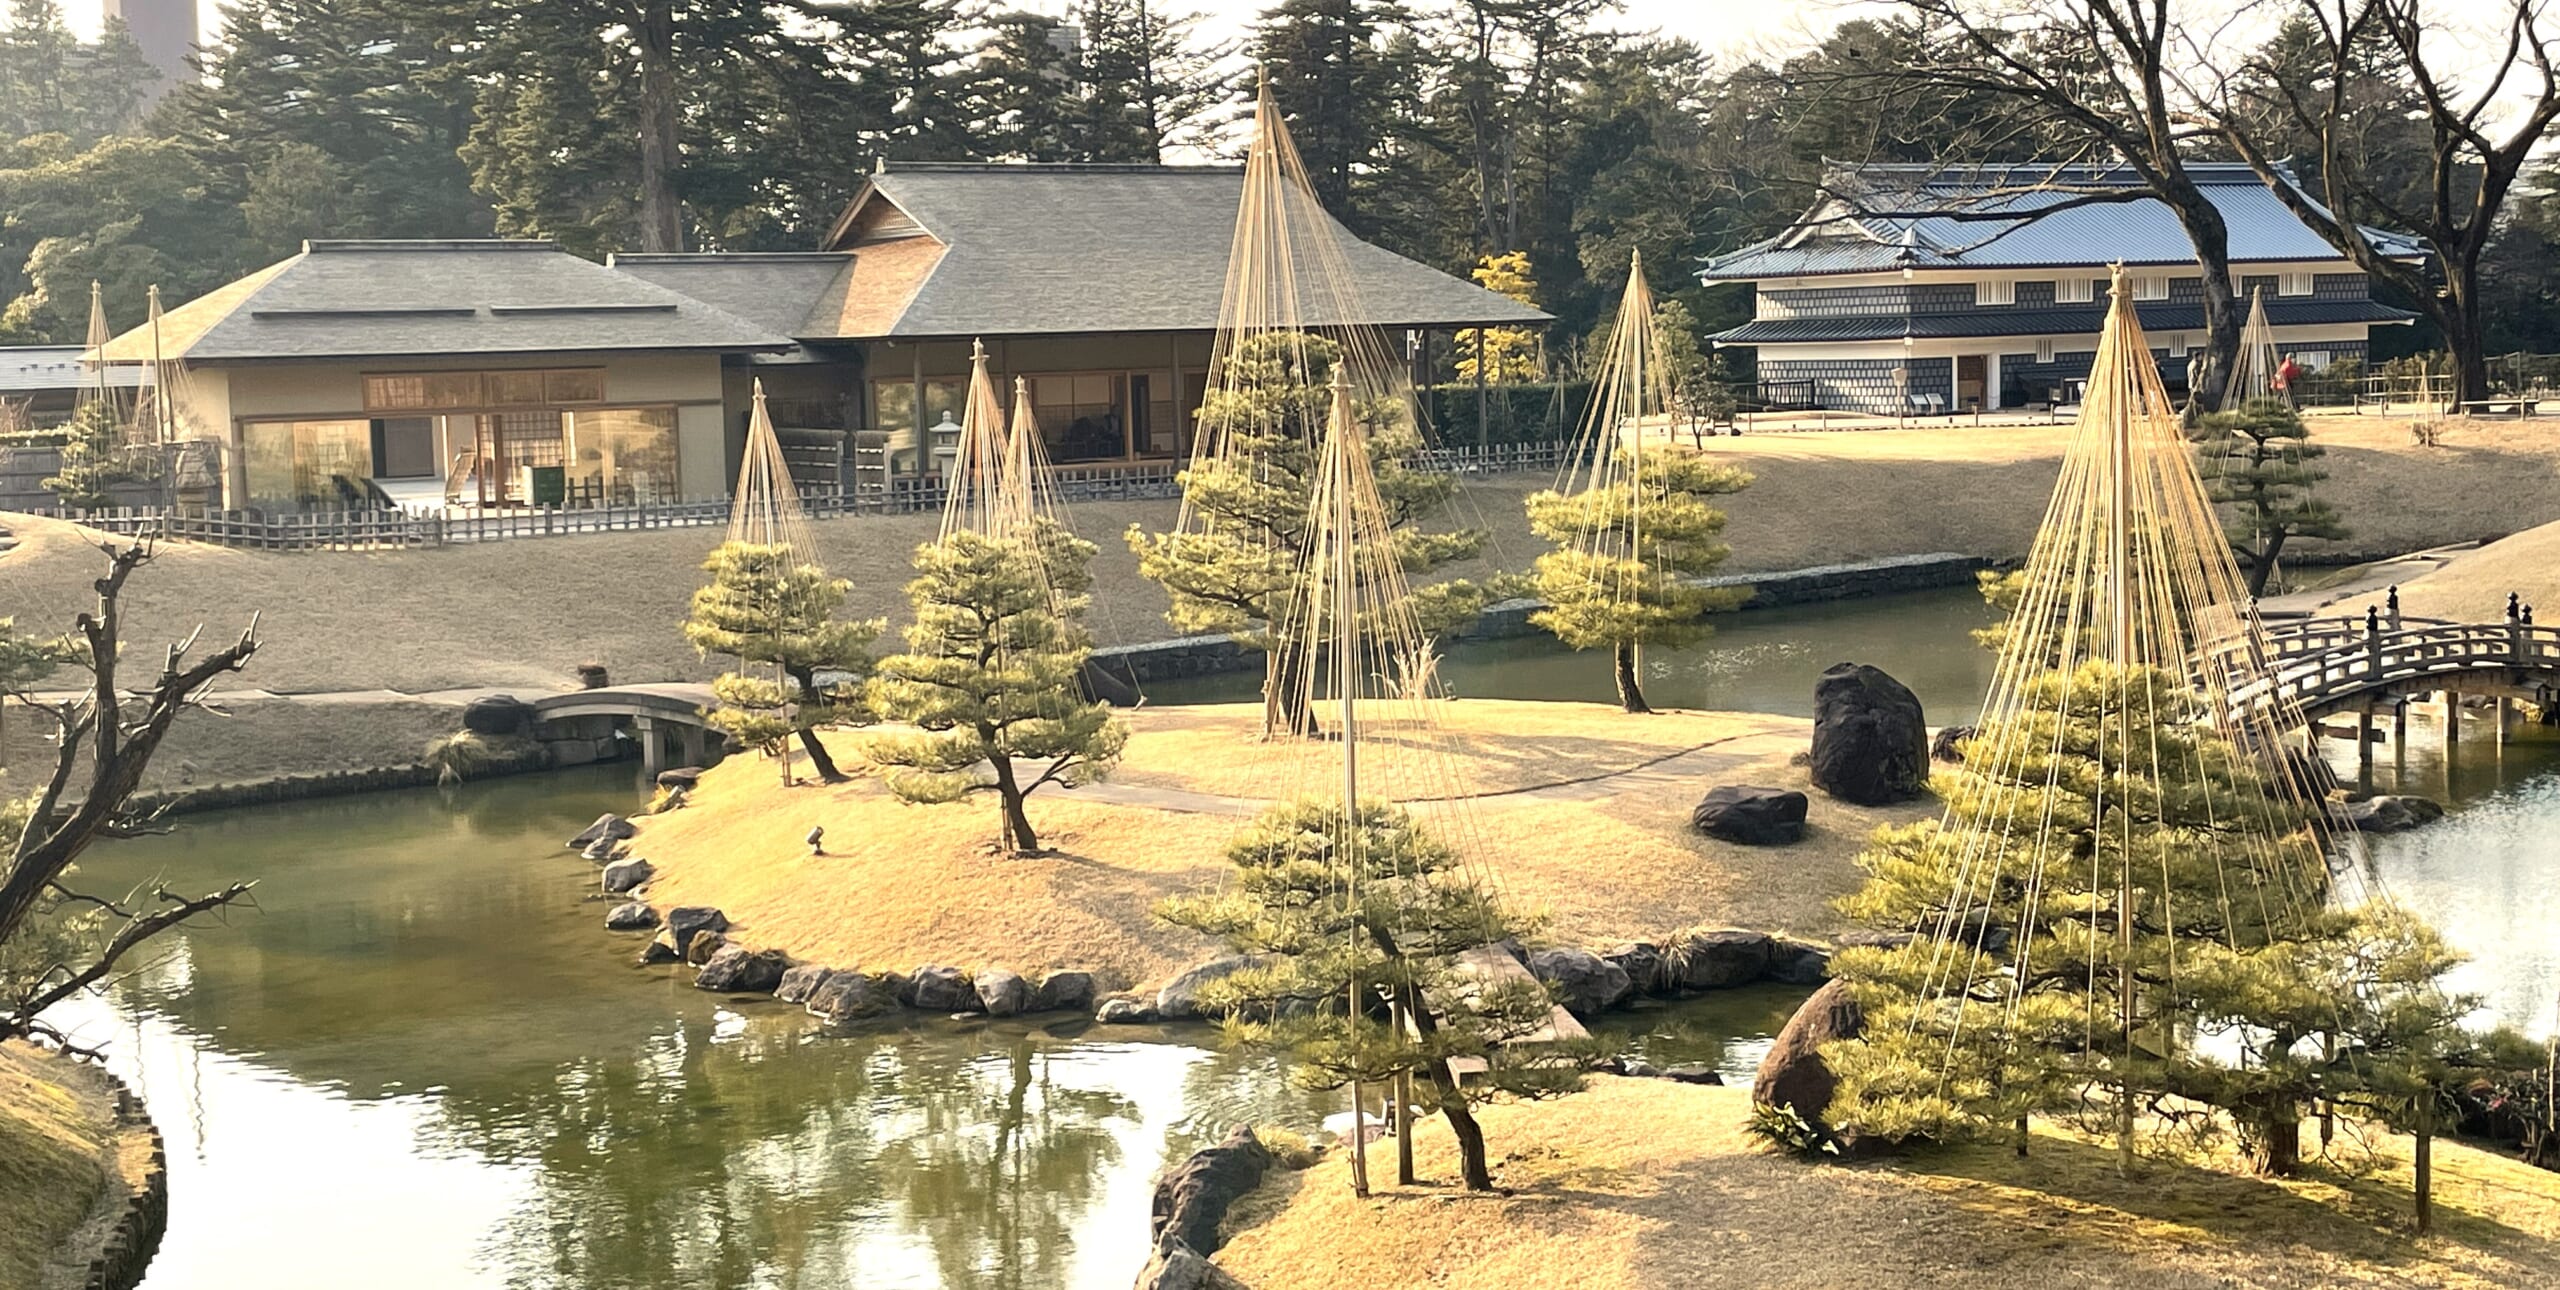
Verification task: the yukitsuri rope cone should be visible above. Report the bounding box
[2223,286,2284,412]
[728,378,816,564]
[1843,267,2360,1172]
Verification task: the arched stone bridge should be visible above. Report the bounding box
[531,682,719,774]
[2226,615,2560,724]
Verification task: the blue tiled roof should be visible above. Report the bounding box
[1709,297,2417,346]
[1701,163,2425,281]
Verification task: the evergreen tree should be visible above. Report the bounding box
[41,399,135,511]
[977,1,1223,163]
[867,523,1126,855]
[1450,251,1541,383]
[1245,0,1412,234]
[1827,662,2471,1175]
[683,541,882,784]
[1128,331,1484,736]
[2194,397,2347,598]
[1524,446,1751,713]
[1159,797,1585,1192]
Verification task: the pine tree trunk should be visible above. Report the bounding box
[795,726,843,783]
[987,752,1040,855]
[1264,636,1316,738]
[634,0,683,253]
[2250,1099,2303,1176]
[2246,529,2289,599]
[1613,641,1651,714]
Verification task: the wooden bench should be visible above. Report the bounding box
[2456,396,2552,419]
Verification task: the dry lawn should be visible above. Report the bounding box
[0,1041,115,1288]
[0,697,459,794]
[1216,1076,2560,1290]
[0,413,2547,698]
[2392,518,2560,624]
[631,700,1929,991]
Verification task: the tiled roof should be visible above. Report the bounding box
[0,345,144,393]
[815,162,1552,337]
[1710,297,2418,345]
[97,241,796,363]
[1702,163,2427,282]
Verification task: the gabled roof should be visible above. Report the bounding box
[803,161,1552,338]
[96,241,796,364]
[1702,163,2427,282]
[1710,296,2417,346]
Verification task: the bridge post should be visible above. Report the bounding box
[2443,689,2459,758]
[633,714,665,776]
[2357,699,2376,794]
[2393,699,2408,773]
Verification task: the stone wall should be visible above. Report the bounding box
[81,1072,168,1290]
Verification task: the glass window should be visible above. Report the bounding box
[872,378,963,474]
[546,369,606,403]
[364,371,483,411]
[565,407,680,503]
[242,419,375,511]
[486,370,549,406]
[1032,372,1126,463]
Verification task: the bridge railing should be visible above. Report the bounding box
[2226,621,2560,718]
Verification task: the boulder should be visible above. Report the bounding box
[1033,970,1097,1014]
[975,968,1031,1017]
[2342,794,2446,833]
[1834,928,1914,953]
[774,964,836,1005]
[1133,1242,1251,1290]
[683,931,727,966]
[1666,928,1775,990]
[581,835,626,864]
[1527,947,1633,1016]
[1661,1065,1726,1085]
[807,971,900,1025]
[655,766,704,790]
[1753,978,1866,1142]
[1765,938,1832,985]
[694,945,789,994]
[1615,1058,1663,1079]
[1930,725,1977,764]
[907,964,979,1013]
[604,902,658,932]
[1150,1125,1273,1258]
[463,693,538,737]
[1688,785,1808,846]
[638,929,683,964]
[600,857,654,894]
[665,906,729,951]
[568,813,636,850]
[1808,663,1930,805]
[1079,657,1142,706]
[1597,941,1666,995]
[1095,996,1158,1024]
[1156,955,1263,1021]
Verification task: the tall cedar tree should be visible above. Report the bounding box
[867,523,1126,855]
[1829,662,2470,1175]
[977,0,1223,163]
[1159,798,1587,1191]
[2193,397,2346,598]
[684,541,881,784]
[1129,332,1484,736]
[1524,446,1751,713]
[1245,0,1412,238]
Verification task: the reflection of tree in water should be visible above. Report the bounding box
[1594,987,1812,1076]
[1164,1042,1331,1166]
[875,1033,1135,1290]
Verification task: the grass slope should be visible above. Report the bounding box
[1216,1077,2560,1290]
[631,700,1929,991]
[2393,518,2560,624]
[0,1041,114,1287]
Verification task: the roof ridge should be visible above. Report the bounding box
[878,160,1245,176]
[609,251,853,265]
[304,239,561,253]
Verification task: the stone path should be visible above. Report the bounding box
[2257,541,2480,618]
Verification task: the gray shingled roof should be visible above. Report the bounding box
[0,345,143,392]
[837,162,1552,337]
[607,252,850,338]
[1702,163,2427,282]
[109,241,795,363]
[1712,297,2418,345]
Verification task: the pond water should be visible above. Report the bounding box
[35,585,2560,1289]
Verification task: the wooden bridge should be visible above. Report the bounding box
[2228,615,2560,722]
[531,682,720,774]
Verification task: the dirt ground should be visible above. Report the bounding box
[629,699,1927,993]
[1216,1077,2560,1290]
[0,412,2546,698]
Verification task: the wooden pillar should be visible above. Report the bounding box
[634,715,664,775]
[909,343,926,479]
[2444,689,2460,756]
[2358,699,2376,794]
[1473,327,1489,446]
[2393,698,2409,778]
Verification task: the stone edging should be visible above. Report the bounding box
[81,1071,168,1290]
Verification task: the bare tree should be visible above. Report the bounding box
[0,540,259,1054]
[2205,0,2560,405]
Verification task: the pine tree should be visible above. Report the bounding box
[1524,446,1751,713]
[2194,396,2347,598]
[683,541,881,784]
[1245,0,1412,233]
[867,523,1126,856]
[1827,661,2473,1174]
[42,399,135,511]
[1451,251,1542,383]
[1129,331,1484,736]
[1160,797,1586,1191]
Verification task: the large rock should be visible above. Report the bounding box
[907,964,979,1013]
[1765,938,1832,985]
[1931,725,1977,764]
[568,813,636,850]
[1132,1242,1251,1290]
[1666,928,1775,990]
[1527,947,1632,1016]
[655,766,705,790]
[1095,996,1158,1024]
[1808,663,1930,805]
[581,835,626,864]
[1156,955,1263,1021]
[605,902,658,932]
[1034,970,1097,1014]
[1661,1065,1726,1085]
[774,964,837,1005]
[683,931,727,966]
[665,906,729,952]
[1598,941,1666,995]
[694,945,789,994]
[1753,978,1867,1144]
[2341,794,2445,834]
[639,929,683,964]
[975,968,1030,1017]
[1150,1125,1273,1258]
[807,971,900,1025]
[601,857,654,894]
[464,693,538,737]
[1689,785,1809,845]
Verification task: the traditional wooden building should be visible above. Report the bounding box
[1699,162,2424,415]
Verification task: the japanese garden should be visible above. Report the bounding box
[10,1,2560,1288]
